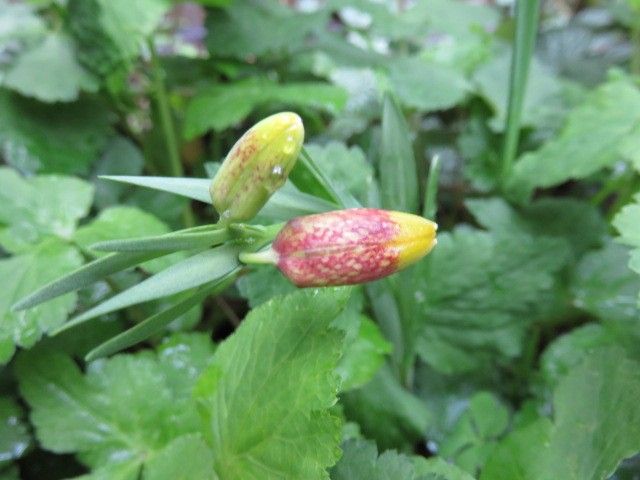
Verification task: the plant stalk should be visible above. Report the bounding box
[500,0,541,184]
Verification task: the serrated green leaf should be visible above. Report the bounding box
[571,242,640,322]
[85,276,233,360]
[508,76,640,200]
[0,91,111,175]
[237,265,297,308]
[0,397,30,466]
[342,364,431,451]
[331,439,475,480]
[143,434,217,480]
[0,167,94,253]
[59,244,241,331]
[483,348,640,480]
[68,0,170,76]
[0,240,83,364]
[1,32,97,102]
[183,78,346,138]
[379,93,419,213]
[16,333,211,475]
[613,193,640,303]
[439,392,509,475]
[336,315,392,392]
[411,229,570,374]
[465,197,607,257]
[195,288,351,480]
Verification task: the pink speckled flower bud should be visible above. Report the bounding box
[243,208,437,287]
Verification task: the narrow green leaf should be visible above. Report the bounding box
[91,229,230,252]
[85,274,237,361]
[256,182,336,222]
[423,155,441,220]
[501,0,541,181]
[12,251,161,311]
[56,244,242,332]
[100,175,211,203]
[379,93,419,213]
[300,148,361,209]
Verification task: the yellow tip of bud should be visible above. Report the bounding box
[387,211,438,269]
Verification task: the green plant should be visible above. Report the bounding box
[2,1,640,479]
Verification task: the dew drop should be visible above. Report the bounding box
[271,165,284,177]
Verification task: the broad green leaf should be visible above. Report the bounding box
[613,194,640,303]
[68,0,170,76]
[1,32,97,102]
[60,244,241,330]
[342,364,431,450]
[301,142,375,204]
[143,434,217,480]
[195,288,351,480]
[331,439,475,480]
[465,197,607,257]
[85,277,232,360]
[483,348,640,480]
[378,93,419,213]
[508,75,640,200]
[0,167,94,253]
[411,0,499,39]
[439,392,509,475]
[388,57,470,112]
[0,1,45,49]
[412,229,569,374]
[16,333,212,475]
[0,91,111,175]
[0,397,30,465]
[237,266,296,308]
[92,137,144,209]
[206,0,328,59]
[540,323,640,389]
[571,242,640,322]
[336,315,392,391]
[0,240,82,364]
[473,50,565,131]
[183,78,346,138]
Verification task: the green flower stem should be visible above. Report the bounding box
[148,40,195,227]
[501,0,541,184]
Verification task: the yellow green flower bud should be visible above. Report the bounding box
[210,112,304,223]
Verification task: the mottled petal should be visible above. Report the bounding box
[270,208,437,287]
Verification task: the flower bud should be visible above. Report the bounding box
[257,208,437,287]
[210,112,304,223]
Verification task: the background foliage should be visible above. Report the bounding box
[2,0,640,479]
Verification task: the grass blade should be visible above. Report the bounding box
[85,273,238,361]
[379,92,419,214]
[54,244,242,333]
[12,251,163,311]
[501,0,541,182]
[91,229,230,252]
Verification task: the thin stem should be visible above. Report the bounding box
[148,40,195,227]
[501,0,541,184]
[422,155,441,220]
